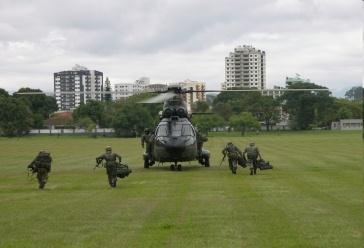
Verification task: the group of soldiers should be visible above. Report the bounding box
[26,129,267,189]
[27,146,131,189]
[222,142,263,175]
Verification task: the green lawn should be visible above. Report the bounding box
[0,131,362,248]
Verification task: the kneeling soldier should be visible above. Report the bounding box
[96,146,121,188]
[27,150,52,189]
[243,142,262,175]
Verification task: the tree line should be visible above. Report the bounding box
[0,84,362,137]
[0,88,58,136]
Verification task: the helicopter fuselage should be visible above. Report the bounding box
[152,117,198,163]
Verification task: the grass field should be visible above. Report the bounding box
[0,131,362,248]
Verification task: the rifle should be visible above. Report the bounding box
[219,155,226,167]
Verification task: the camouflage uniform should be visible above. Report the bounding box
[222,142,243,174]
[28,151,52,189]
[96,146,121,187]
[243,142,262,175]
[141,128,153,160]
[196,131,208,156]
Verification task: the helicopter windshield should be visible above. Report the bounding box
[156,123,195,137]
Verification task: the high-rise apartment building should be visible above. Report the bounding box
[222,45,266,90]
[54,65,103,111]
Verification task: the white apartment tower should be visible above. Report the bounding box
[222,45,266,90]
[54,65,103,111]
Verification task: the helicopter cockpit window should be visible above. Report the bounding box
[171,124,195,137]
[156,124,168,137]
[181,125,195,136]
[156,123,195,137]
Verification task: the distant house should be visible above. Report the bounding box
[331,119,362,131]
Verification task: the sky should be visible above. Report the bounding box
[0,0,362,96]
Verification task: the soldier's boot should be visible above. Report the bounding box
[108,175,114,187]
[250,169,253,175]
[253,167,257,175]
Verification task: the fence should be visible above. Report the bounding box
[29,128,115,135]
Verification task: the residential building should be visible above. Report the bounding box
[261,85,285,99]
[144,83,168,92]
[178,79,206,112]
[222,45,266,90]
[54,65,103,111]
[113,77,150,100]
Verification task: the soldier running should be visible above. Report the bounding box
[27,150,52,189]
[96,146,121,188]
[243,142,262,175]
[222,142,243,174]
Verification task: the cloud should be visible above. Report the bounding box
[0,0,361,94]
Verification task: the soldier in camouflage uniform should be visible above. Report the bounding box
[243,142,262,175]
[96,146,121,188]
[222,142,243,174]
[27,151,52,189]
[141,128,153,160]
[196,129,208,156]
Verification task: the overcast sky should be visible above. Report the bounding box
[0,0,362,96]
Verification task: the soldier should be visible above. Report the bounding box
[222,142,243,174]
[141,128,152,160]
[243,142,262,175]
[196,129,208,156]
[27,150,52,189]
[96,146,121,188]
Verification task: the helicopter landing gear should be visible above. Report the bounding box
[170,162,182,171]
[144,158,149,169]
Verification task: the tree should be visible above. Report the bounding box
[112,103,153,137]
[255,96,281,131]
[77,117,97,137]
[213,90,262,113]
[345,86,363,101]
[281,82,332,130]
[0,88,9,98]
[213,102,233,121]
[192,115,225,134]
[334,99,362,120]
[14,88,58,128]
[0,97,33,136]
[192,101,209,113]
[229,112,260,136]
[73,100,105,127]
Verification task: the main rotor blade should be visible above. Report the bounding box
[139,92,176,103]
[13,88,329,96]
[190,88,329,93]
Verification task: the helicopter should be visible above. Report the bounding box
[140,86,210,171]
[137,86,330,171]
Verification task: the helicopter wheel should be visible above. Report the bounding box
[204,157,210,167]
[177,164,182,171]
[144,159,150,169]
[170,164,175,171]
